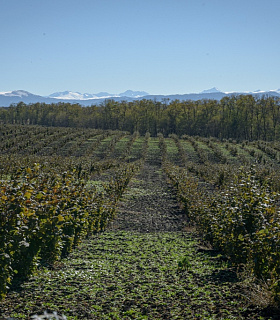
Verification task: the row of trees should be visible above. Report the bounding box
[1,95,280,140]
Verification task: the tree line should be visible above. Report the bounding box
[1,94,280,141]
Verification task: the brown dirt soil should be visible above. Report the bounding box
[109,163,187,232]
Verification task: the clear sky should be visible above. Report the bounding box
[1,0,280,96]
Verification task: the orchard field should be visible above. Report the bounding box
[1,124,280,319]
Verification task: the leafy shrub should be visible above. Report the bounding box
[0,163,121,299]
[205,168,280,301]
[165,163,280,303]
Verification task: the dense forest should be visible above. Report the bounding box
[1,94,280,140]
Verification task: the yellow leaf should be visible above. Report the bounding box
[27,212,35,217]
[24,192,32,200]
[26,168,32,174]
[36,193,43,200]
[57,215,64,222]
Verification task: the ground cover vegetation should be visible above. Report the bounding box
[0,123,280,319]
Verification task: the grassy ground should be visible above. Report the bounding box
[2,231,259,320]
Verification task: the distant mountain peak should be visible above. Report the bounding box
[49,91,86,100]
[119,90,149,97]
[10,90,31,96]
[251,89,265,93]
[1,90,36,98]
[200,87,222,94]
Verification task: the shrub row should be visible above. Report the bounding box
[164,162,280,304]
[0,160,140,300]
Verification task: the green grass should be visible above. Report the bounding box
[111,136,130,157]
[86,180,105,192]
[216,143,240,164]
[180,140,200,162]
[165,138,179,163]
[146,137,161,162]
[129,137,145,160]
[1,231,263,320]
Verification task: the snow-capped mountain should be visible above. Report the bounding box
[0,90,55,106]
[0,88,280,107]
[0,90,33,97]
[251,88,280,94]
[48,90,149,100]
[49,91,113,100]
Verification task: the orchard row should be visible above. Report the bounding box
[1,124,280,304]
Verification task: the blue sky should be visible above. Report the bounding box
[1,0,280,95]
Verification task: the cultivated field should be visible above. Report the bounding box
[0,124,280,319]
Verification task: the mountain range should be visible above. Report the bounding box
[0,88,280,107]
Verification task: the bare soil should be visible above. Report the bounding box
[109,163,186,232]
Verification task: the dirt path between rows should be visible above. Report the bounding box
[108,162,278,320]
[109,163,186,233]
[1,162,279,319]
